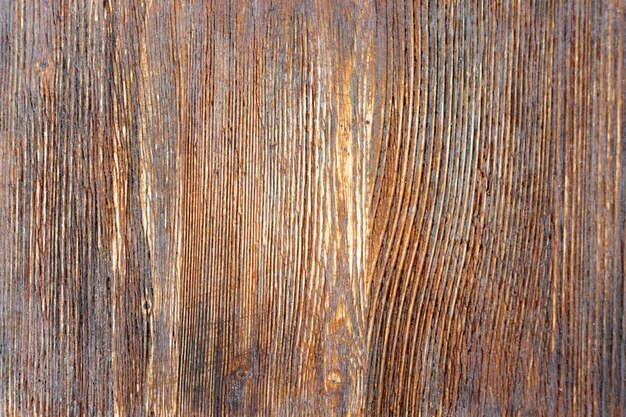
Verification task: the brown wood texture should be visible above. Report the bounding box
[0,1,624,416]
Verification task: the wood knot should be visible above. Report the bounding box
[325,371,343,391]
[234,367,251,381]
[34,58,53,77]
[142,298,152,315]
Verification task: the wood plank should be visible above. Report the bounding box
[0,0,624,415]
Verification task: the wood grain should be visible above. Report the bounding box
[0,0,624,416]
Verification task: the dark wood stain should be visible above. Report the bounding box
[0,0,624,416]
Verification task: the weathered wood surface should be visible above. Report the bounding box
[0,0,624,416]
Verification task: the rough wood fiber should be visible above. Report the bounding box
[0,0,624,416]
